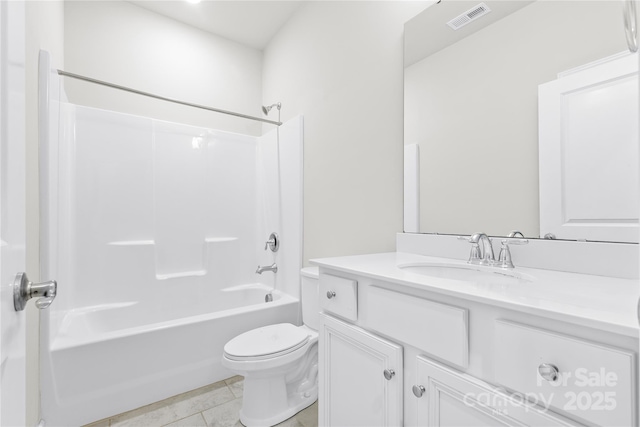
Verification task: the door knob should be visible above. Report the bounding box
[13,272,57,311]
[326,290,336,299]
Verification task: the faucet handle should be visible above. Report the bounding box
[457,234,484,243]
[496,238,528,269]
[459,234,488,264]
[264,232,279,252]
[497,240,514,269]
[468,242,482,264]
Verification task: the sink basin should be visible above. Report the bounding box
[397,262,532,285]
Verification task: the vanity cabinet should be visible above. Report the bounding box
[319,314,403,426]
[414,356,575,426]
[316,265,637,427]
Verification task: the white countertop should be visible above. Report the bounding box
[311,252,640,338]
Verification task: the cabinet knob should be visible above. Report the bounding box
[412,385,425,398]
[383,369,395,380]
[538,363,559,382]
[326,290,336,299]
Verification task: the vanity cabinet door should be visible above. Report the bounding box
[414,356,580,427]
[319,314,403,426]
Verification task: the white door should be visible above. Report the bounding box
[0,1,27,425]
[319,314,403,427]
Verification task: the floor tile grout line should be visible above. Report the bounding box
[109,383,236,427]
[159,411,207,427]
[161,384,236,427]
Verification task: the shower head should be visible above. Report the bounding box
[262,102,281,116]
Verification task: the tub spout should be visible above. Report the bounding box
[256,263,278,274]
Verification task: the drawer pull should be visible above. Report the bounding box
[383,369,395,380]
[326,290,336,299]
[412,385,425,398]
[538,363,559,382]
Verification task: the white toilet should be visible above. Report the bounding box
[222,267,319,427]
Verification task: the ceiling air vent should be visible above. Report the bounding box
[447,3,491,30]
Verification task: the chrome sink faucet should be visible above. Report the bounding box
[459,233,495,266]
[470,233,495,265]
[256,263,278,274]
[460,232,529,269]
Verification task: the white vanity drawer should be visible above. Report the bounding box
[366,286,468,369]
[319,274,357,321]
[494,320,635,427]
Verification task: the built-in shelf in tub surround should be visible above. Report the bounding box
[107,237,238,246]
[205,237,238,243]
[106,238,238,280]
[108,240,155,246]
[156,270,207,280]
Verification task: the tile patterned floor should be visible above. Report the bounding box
[83,376,318,427]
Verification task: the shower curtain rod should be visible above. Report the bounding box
[56,70,283,126]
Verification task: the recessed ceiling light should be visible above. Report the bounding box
[185,0,201,4]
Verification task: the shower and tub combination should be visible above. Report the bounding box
[38,52,304,426]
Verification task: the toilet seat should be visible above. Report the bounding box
[224,323,310,361]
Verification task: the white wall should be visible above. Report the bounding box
[64,1,263,136]
[25,2,64,425]
[262,1,429,263]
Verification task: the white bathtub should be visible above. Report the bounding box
[41,284,299,427]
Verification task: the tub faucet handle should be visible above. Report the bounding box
[264,232,279,252]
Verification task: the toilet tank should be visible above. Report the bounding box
[300,267,320,331]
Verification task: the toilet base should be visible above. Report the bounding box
[239,389,317,427]
[233,339,318,427]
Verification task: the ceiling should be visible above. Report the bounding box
[129,1,302,50]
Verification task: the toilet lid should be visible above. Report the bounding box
[224,323,310,360]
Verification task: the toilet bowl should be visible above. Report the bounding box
[222,267,319,427]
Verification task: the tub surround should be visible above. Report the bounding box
[312,244,638,426]
[38,53,305,427]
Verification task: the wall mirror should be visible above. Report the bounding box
[404,0,638,242]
